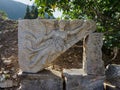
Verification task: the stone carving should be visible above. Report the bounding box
[18,19,96,73]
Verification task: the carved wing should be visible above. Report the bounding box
[64,20,96,52]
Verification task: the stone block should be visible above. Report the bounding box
[105,64,120,88]
[63,69,105,90]
[83,33,105,75]
[106,64,120,78]
[18,69,63,90]
[18,19,96,73]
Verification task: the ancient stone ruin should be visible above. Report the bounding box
[18,19,105,90]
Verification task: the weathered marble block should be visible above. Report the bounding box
[106,64,120,78]
[18,19,96,73]
[105,64,120,89]
[83,33,105,75]
[63,69,105,90]
[18,69,63,90]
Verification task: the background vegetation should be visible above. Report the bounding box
[24,5,38,19]
[34,0,120,53]
[0,10,8,19]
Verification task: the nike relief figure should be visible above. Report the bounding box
[18,19,96,73]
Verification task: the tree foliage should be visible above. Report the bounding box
[24,5,31,19]
[0,10,8,19]
[34,0,120,49]
[24,5,38,19]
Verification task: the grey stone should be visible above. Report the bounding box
[18,69,63,90]
[83,33,105,75]
[63,69,105,90]
[105,84,120,90]
[105,64,120,88]
[105,77,120,89]
[18,19,96,73]
[0,80,14,88]
[106,64,120,78]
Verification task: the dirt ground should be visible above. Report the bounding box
[0,18,120,89]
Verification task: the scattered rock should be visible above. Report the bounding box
[3,59,12,65]
[0,74,6,82]
[0,80,13,88]
[0,18,19,89]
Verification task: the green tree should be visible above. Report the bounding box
[34,0,120,50]
[24,5,31,19]
[0,10,8,19]
[30,5,38,19]
[24,5,38,19]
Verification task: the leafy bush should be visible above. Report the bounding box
[35,0,120,50]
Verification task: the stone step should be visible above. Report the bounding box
[18,69,63,90]
[63,69,105,90]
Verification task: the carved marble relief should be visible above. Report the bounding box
[18,19,96,73]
